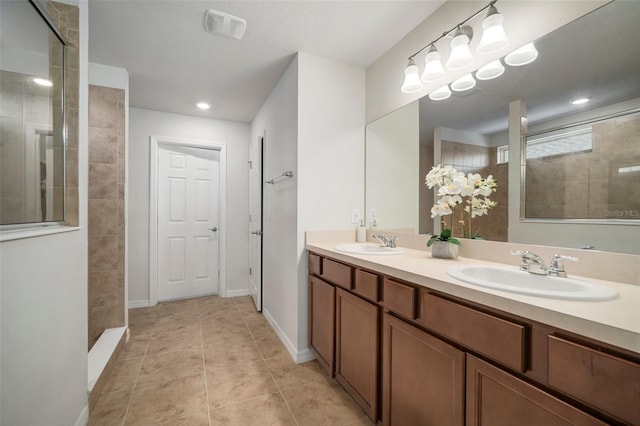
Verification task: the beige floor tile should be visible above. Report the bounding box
[345,417,376,426]
[128,320,155,339]
[154,311,200,334]
[201,321,252,345]
[266,355,326,390]
[155,298,201,316]
[282,378,364,426]
[244,315,275,338]
[120,336,150,360]
[88,389,132,426]
[124,374,208,425]
[152,413,210,426]
[255,333,288,359]
[206,360,278,409]
[129,306,157,323]
[203,337,263,368]
[137,348,204,385]
[209,392,296,426]
[102,357,143,393]
[147,323,202,355]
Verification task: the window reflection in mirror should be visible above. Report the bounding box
[0,0,66,225]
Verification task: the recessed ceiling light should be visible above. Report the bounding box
[33,77,53,87]
[196,102,211,110]
[571,98,590,105]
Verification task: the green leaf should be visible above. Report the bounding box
[441,229,452,239]
[448,238,461,246]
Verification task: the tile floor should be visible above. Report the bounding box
[89,295,373,425]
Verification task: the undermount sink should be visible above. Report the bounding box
[335,243,405,255]
[446,265,618,301]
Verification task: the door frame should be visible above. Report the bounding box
[149,135,227,305]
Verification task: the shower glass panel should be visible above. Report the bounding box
[0,0,66,225]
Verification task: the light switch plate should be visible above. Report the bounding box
[351,208,360,224]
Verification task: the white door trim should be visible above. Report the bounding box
[149,135,227,306]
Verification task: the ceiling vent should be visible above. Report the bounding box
[203,9,246,40]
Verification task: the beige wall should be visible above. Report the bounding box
[88,85,125,348]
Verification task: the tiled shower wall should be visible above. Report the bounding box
[88,85,125,349]
[441,141,509,242]
[526,115,640,220]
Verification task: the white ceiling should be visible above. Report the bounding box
[88,0,445,123]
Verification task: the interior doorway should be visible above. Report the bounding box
[249,134,264,311]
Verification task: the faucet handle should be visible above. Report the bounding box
[511,250,543,263]
[387,236,398,248]
[549,254,580,277]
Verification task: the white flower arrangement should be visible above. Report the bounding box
[425,164,497,240]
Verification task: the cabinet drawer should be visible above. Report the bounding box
[383,278,417,319]
[548,335,640,425]
[354,269,380,302]
[321,258,352,290]
[309,253,322,276]
[421,293,527,372]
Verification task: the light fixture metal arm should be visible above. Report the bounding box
[407,0,497,61]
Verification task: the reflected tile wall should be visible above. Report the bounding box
[441,141,508,242]
[526,115,640,220]
[88,85,126,349]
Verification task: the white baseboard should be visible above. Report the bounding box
[75,404,89,426]
[224,288,249,298]
[128,299,151,309]
[262,308,316,364]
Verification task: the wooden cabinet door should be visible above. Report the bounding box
[309,276,335,376]
[336,288,379,422]
[466,355,607,426]
[382,313,465,426]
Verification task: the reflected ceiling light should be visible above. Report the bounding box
[571,98,590,105]
[429,85,452,101]
[33,77,53,87]
[504,42,539,66]
[477,5,509,53]
[401,59,423,93]
[451,74,477,92]
[421,45,445,82]
[446,27,474,70]
[476,59,505,80]
[196,102,211,110]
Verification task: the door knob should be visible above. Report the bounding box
[251,230,262,236]
[209,227,218,232]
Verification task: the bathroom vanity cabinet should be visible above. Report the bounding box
[308,251,640,426]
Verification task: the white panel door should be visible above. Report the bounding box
[248,135,263,311]
[157,145,220,301]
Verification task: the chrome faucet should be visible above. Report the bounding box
[512,250,547,275]
[548,254,580,277]
[512,250,580,277]
[373,234,398,248]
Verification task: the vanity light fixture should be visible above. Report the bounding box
[421,45,446,82]
[504,42,539,66]
[451,73,477,92]
[401,0,509,93]
[477,5,509,53]
[196,102,211,110]
[476,59,505,80]
[428,84,452,101]
[33,77,53,87]
[401,59,424,93]
[446,27,474,70]
[571,98,590,105]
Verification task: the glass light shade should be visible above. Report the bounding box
[446,31,473,70]
[421,50,445,82]
[477,9,509,53]
[505,42,539,66]
[476,60,505,80]
[401,61,423,93]
[451,74,477,92]
[429,84,452,101]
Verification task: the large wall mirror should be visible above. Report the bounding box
[365,1,640,255]
[0,0,66,226]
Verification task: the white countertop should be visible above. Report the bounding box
[306,241,640,354]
